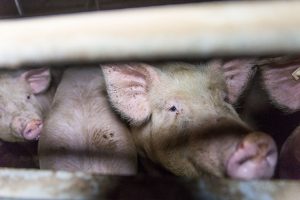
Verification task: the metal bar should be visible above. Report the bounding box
[0,168,299,200]
[95,0,100,10]
[1,1,300,68]
[14,0,24,16]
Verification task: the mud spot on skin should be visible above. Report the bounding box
[90,129,117,150]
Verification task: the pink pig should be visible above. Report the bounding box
[0,68,59,142]
[102,61,277,180]
[38,67,137,175]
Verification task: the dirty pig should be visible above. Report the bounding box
[102,61,277,180]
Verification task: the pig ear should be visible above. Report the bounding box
[210,59,257,104]
[21,68,51,94]
[102,63,159,125]
[261,60,300,111]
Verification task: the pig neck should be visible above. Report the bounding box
[138,155,174,176]
[35,88,55,116]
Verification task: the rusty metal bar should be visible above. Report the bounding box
[0,1,299,68]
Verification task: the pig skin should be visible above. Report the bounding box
[38,67,137,175]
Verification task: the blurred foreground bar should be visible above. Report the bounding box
[0,168,299,200]
[0,1,300,68]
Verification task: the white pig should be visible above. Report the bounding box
[38,67,137,175]
[102,62,277,180]
[0,68,60,142]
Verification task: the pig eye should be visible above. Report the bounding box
[221,91,229,103]
[223,96,229,103]
[169,105,177,112]
[26,95,31,100]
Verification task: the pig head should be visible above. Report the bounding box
[102,62,277,180]
[0,68,52,142]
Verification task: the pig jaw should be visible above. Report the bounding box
[226,133,277,180]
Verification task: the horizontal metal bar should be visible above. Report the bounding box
[0,1,300,68]
[0,168,299,200]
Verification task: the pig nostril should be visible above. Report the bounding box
[227,135,277,180]
[237,155,255,165]
[25,128,33,136]
[22,120,43,140]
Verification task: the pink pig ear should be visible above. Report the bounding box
[210,59,257,104]
[261,58,300,112]
[102,63,159,125]
[21,68,51,94]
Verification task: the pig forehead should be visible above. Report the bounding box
[0,77,28,98]
[158,70,224,93]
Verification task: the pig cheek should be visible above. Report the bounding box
[154,130,194,176]
[0,117,23,141]
[188,137,227,177]
[10,116,26,138]
[150,115,199,176]
[0,110,23,141]
[146,112,181,158]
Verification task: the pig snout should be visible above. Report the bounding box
[226,133,277,180]
[22,120,43,140]
[13,117,43,140]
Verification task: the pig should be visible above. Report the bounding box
[260,57,300,112]
[0,67,59,142]
[102,61,278,180]
[279,125,300,179]
[38,66,137,175]
[258,56,300,179]
[0,67,61,169]
[237,67,300,151]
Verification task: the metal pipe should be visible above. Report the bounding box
[0,1,300,68]
[14,0,24,16]
[0,168,299,200]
